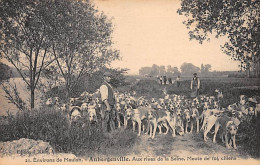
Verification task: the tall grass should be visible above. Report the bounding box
[0,108,137,157]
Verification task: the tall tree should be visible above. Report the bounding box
[172,66,181,76]
[0,0,120,109]
[47,0,119,98]
[180,62,200,75]
[139,67,152,76]
[201,63,211,75]
[159,65,166,76]
[166,65,173,76]
[0,0,55,109]
[149,64,160,77]
[177,0,259,77]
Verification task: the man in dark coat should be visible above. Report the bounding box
[168,77,172,84]
[163,75,167,85]
[190,73,200,98]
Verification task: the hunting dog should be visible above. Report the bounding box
[87,108,98,123]
[213,115,240,149]
[215,89,223,102]
[201,109,222,142]
[80,107,98,136]
[68,106,83,127]
[190,106,200,133]
[114,103,126,128]
[45,98,54,107]
[125,107,149,136]
[146,109,158,139]
[152,109,177,137]
[183,108,192,134]
[175,108,184,136]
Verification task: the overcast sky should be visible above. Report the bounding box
[95,0,240,75]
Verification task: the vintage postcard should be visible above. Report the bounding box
[0,0,259,165]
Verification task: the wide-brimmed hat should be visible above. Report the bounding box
[103,71,112,77]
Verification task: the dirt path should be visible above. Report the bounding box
[0,129,257,164]
[127,132,253,161]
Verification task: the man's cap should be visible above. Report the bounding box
[193,73,197,76]
[103,72,112,77]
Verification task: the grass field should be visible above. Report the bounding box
[120,76,260,107]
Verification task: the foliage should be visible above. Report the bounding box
[1,82,27,111]
[167,65,181,76]
[200,64,212,75]
[139,67,153,76]
[45,0,120,98]
[0,62,12,81]
[0,0,58,109]
[44,68,129,100]
[0,108,137,157]
[139,64,180,77]
[150,64,160,76]
[180,62,200,75]
[177,0,260,75]
[0,0,120,109]
[237,116,259,158]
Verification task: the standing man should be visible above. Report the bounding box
[168,77,172,84]
[159,76,163,85]
[100,72,116,133]
[176,75,181,87]
[190,73,200,98]
[163,75,167,85]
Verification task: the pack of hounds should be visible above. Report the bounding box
[45,89,259,150]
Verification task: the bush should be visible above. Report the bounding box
[237,116,260,158]
[0,108,137,157]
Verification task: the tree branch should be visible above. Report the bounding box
[52,44,65,78]
[0,49,30,86]
[34,47,48,88]
[32,31,45,90]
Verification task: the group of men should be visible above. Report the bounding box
[159,73,200,98]
[158,75,181,86]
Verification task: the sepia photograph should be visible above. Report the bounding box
[0,0,259,165]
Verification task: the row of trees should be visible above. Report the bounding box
[0,0,120,110]
[139,64,180,77]
[139,63,211,76]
